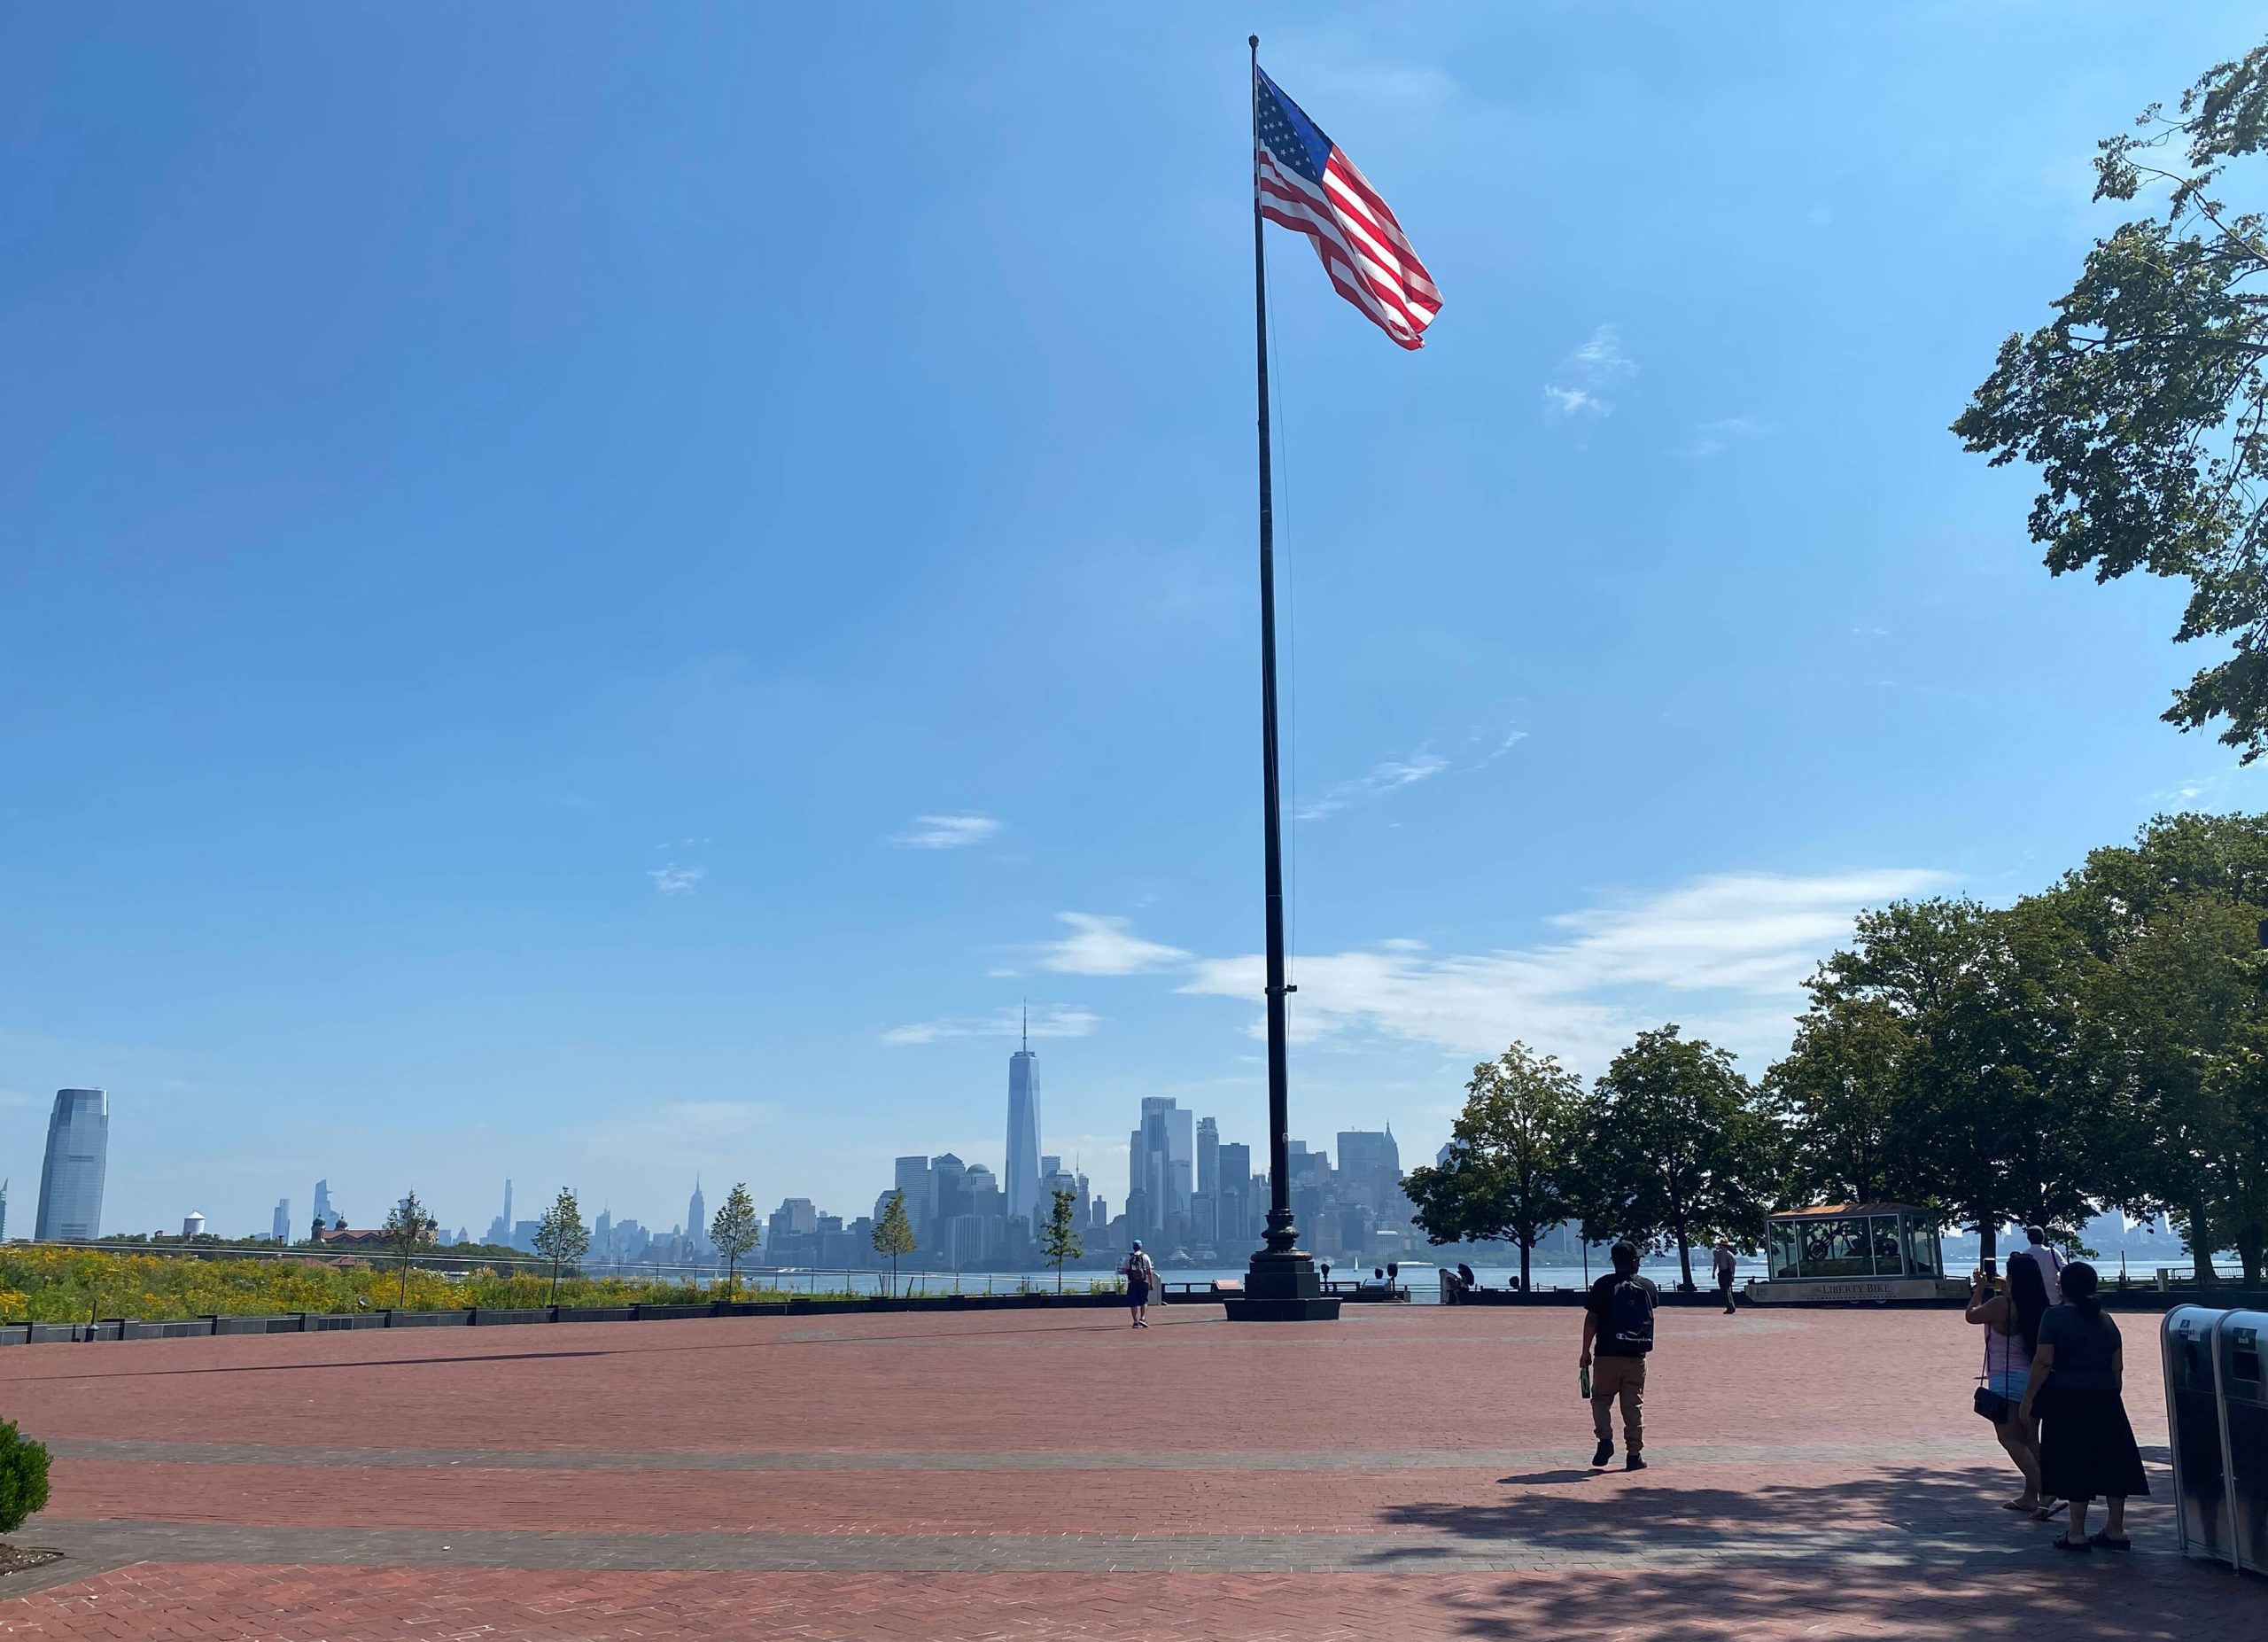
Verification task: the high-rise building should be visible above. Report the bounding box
[314,1179,337,1229]
[500,1179,512,1239]
[1197,1117,1220,1196]
[594,1206,613,1258]
[1130,1098,1195,1239]
[1336,1129,1402,1210]
[271,1198,291,1243]
[1006,1022,1042,1225]
[35,1089,108,1241]
[686,1179,708,1253]
[931,1154,968,1226]
[894,1156,934,1230]
[0,1179,9,1242]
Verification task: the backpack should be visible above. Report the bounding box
[1605,1277,1655,1353]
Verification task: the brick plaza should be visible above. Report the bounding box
[0,1301,2256,1639]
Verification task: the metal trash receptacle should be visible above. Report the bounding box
[2216,1308,2268,1576]
[2164,1306,2236,1567]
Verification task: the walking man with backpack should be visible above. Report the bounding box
[1580,1241,1658,1471]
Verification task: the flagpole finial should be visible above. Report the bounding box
[1249,34,1259,49]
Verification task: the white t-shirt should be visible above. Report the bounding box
[2016,1242,2063,1305]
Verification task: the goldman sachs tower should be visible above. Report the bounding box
[1005,1008,1042,1225]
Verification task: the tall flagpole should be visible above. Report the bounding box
[1231,35,1338,1322]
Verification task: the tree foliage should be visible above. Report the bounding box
[1402,1041,1585,1293]
[1570,1026,1775,1291]
[870,1192,918,1296]
[709,1183,761,1297]
[380,1191,438,1309]
[531,1187,589,1304]
[1956,41,2268,757]
[1037,1187,1084,1293]
[0,1421,50,1536]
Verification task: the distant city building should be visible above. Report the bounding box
[1336,1128,1402,1210]
[1130,1098,1193,1241]
[0,1178,10,1241]
[894,1156,934,1232]
[686,1179,708,1255]
[271,1198,291,1243]
[594,1206,612,1257]
[35,1088,108,1241]
[1006,1025,1042,1225]
[1198,1117,1219,1196]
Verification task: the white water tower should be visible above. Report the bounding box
[182,1211,206,1239]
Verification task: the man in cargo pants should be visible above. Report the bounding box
[1579,1241,1658,1472]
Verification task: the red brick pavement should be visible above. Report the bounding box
[0,1303,2256,1640]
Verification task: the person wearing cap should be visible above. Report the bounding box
[1119,1240,1161,1328]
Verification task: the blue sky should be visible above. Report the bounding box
[5,4,2266,1241]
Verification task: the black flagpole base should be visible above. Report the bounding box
[1223,1248,1341,1322]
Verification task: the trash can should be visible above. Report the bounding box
[2163,1306,2235,1568]
[2215,1308,2268,1576]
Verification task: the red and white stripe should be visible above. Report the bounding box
[1257,146,1441,350]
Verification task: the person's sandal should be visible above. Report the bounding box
[2051,1534,2092,1553]
[2090,1531,2132,1552]
[2031,1499,2065,1521]
[2002,1496,2039,1512]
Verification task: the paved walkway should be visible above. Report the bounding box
[0,1303,2255,1638]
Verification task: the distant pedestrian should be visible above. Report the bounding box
[2015,1226,2065,1306]
[1966,1261,2044,1514]
[1580,1241,1658,1471]
[2021,1262,2148,1552]
[1120,1241,1160,1329]
[1712,1241,1738,1314]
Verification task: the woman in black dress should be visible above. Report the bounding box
[2018,1261,2148,1552]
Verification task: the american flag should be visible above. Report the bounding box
[1254,66,1441,350]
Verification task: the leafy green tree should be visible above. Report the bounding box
[1763,994,1912,1208]
[870,1192,918,1297]
[1956,42,2268,759]
[380,1191,438,1309]
[1571,1026,1777,1292]
[709,1183,761,1299]
[531,1187,589,1305]
[1402,1042,1585,1294]
[0,1421,50,1534]
[1801,898,2099,1264]
[1037,1187,1084,1293]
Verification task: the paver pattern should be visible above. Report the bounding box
[0,1302,2257,1638]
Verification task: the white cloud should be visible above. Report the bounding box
[1297,751,1450,821]
[1039,913,1192,976]
[1177,868,1950,1072]
[649,864,703,895]
[1545,323,1636,419]
[892,813,1002,850]
[882,1005,1100,1047]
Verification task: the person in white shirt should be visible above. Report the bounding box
[2016,1226,2064,1306]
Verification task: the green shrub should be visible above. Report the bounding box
[0,1422,50,1534]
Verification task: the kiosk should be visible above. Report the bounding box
[1744,1203,1967,1304]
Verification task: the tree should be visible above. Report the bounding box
[1402,1041,1585,1294]
[1763,994,1912,1208]
[709,1183,761,1299]
[380,1191,438,1308]
[1956,42,2268,759]
[870,1192,917,1296]
[1037,1187,1084,1293]
[1571,1025,1776,1292]
[1798,898,2101,1265]
[531,1187,589,1305]
[0,1421,50,1535]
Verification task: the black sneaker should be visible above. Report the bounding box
[1590,1440,1613,1467]
[1626,1455,1647,1472]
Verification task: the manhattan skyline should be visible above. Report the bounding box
[11,5,2268,1237]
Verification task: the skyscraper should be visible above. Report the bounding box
[35,1088,108,1241]
[313,1179,336,1230]
[1197,1117,1220,1196]
[1006,1016,1041,1225]
[687,1179,708,1253]
[1130,1097,1195,1239]
[894,1156,934,1231]
[271,1198,291,1243]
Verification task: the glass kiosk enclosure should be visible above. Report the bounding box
[1749,1204,1967,1303]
